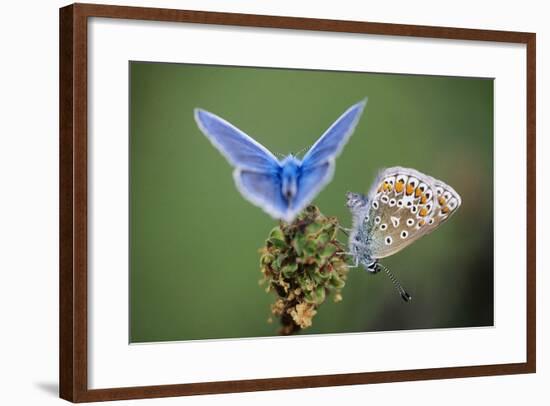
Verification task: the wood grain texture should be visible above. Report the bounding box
[59,4,74,401]
[59,4,89,402]
[59,2,536,402]
[526,34,536,372]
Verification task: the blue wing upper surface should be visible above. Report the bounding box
[301,99,367,170]
[194,109,280,172]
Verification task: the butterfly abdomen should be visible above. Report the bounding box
[348,211,376,270]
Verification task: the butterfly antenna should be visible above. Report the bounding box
[294,143,314,158]
[376,263,412,303]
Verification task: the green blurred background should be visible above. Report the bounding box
[129,62,493,343]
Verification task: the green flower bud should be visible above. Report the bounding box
[259,205,349,335]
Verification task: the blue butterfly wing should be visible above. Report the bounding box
[291,100,367,213]
[234,170,289,220]
[195,108,289,219]
[194,109,280,172]
[301,99,367,169]
[288,162,333,220]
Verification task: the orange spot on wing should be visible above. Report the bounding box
[419,207,428,217]
[415,188,422,197]
[418,220,426,227]
[406,184,414,195]
[438,197,446,206]
[442,206,450,214]
[395,181,404,193]
[420,194,427,204]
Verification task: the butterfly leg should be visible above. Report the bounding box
[338,226,351,236]
[348,259,359,269]
[340,252,359,268]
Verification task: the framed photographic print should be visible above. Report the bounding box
[59,3,536,402]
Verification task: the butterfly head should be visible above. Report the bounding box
[280,155,301,202]
[346,191,367,210]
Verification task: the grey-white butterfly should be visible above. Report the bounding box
[345,167,462,301]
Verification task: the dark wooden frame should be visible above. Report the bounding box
[59,2,536,402]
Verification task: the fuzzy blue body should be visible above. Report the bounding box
[279,155,301,203]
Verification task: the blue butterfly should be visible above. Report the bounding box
[194,99,367,222]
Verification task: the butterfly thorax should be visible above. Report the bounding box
[349,213,377,270]
[280,155,301,203]
[346,192,377,270]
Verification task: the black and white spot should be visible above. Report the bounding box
[408,178,419,189]
[390,216,400,228]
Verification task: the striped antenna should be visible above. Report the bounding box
[294,143,314,157]
[376,262,412,303]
